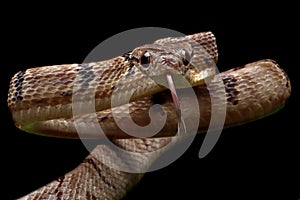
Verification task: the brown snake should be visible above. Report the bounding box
[7,32,291,199]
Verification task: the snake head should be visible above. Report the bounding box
[129,43,216,88]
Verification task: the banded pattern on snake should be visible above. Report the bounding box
[7,32,291,199]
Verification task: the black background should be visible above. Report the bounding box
[1,4,299,200]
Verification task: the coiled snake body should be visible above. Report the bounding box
[8,32,291,199]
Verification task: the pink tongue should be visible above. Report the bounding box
[166,74,181,118]
[165,74,185,133]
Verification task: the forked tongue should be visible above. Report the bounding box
[165,74,187,135]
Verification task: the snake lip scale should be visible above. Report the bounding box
[7,32,291,199]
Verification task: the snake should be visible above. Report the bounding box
[7,32,291,199]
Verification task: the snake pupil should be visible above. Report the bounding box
[182,58,189,66]
[182,50,192,66]
[140,51,151,68]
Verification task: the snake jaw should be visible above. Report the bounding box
[185,67,216,86]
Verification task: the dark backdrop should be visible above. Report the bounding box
[1,4,299,200]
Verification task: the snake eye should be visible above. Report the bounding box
[140,51,151,68]
[182,50,192,66]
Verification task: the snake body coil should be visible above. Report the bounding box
[7,32,291,199]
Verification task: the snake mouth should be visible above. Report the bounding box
[150,73,197,89]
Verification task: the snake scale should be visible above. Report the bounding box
[7,32,291,199]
